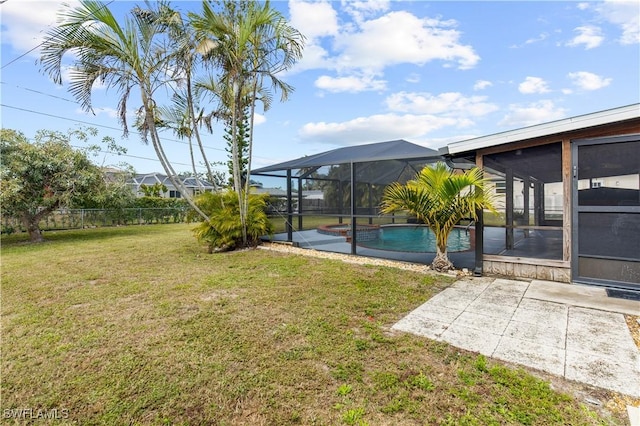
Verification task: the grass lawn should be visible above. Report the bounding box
[1,224,626,425]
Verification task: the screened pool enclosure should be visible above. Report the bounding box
[251,140,471,266]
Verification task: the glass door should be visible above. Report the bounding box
[572,135,640,289]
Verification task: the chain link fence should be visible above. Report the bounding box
[1,208,191,234]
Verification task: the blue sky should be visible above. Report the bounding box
[1,0,639,181]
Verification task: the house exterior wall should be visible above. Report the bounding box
[464,114,640,285]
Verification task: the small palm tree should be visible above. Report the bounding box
[381,162,496,272]
[191,190,273,253]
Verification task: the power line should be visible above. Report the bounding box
[0,81,77,104]
[69,145,225,172]
[1,0,116,70]
[0,103,226,153]
[1,103,278,164]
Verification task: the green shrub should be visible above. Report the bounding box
[190,190,273,252]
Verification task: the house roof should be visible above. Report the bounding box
[442,103,640,155]
[253,139,440,174]
[130,173,215,189]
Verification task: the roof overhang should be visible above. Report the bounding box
[442,104,640,156]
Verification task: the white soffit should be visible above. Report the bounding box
[445,103,640,155]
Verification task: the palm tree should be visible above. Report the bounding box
[381,162,497,272]
[190,190,273,253]
[39,0,210,221]
[191,0,304,246]
[139,2,219,189]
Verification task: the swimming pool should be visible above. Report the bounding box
[358,225,472,253]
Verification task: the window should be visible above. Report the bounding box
[169,190,181,198]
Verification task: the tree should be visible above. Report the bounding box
[134,2,220,189]
[0,128,106,242]
[139,183,168,198]
[39,0,210,222]
[191,0,304,246]
[380,162,497,272]
[223,104,250,187]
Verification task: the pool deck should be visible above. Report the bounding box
[267,229,477,270]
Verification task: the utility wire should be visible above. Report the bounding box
[1,103,226,153]
[68,145,223,171]
[1,0,115,70]
[1,103,277,163]
[0,81,77,104]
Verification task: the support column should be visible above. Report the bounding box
[474,153,484,276]
[562,138,572,263]
[286,169,293,242]
[350,162,357,255]
[505,167,514,250]
[523,177,530,237]
[297,177,303,231]
[338,181,343,224]
[368,183,373,225]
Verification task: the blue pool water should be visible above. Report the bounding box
[359,225,471,253]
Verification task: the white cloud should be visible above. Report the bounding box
[298,113,464,145]
[334,11,479,71]
[566,25,604,49]
[289,3,480,75]
[406,73,421,84]
[473,80,492,91]
[567,71,612,90]
[385,92,498,117]
[254,113,267,126]
[595,0,640,45]
[498,101,567,128]
[518,76,551,94]
[315,74,386,93]
[289,0,339,39]
[341,0,390,23]
[1,1,80,57]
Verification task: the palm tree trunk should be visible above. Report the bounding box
[186,71,217,191]
[432,228,454,272]
[142,91,210,222]
[242,77,259,237]
[432,245,454,272]
[231,82,248,246]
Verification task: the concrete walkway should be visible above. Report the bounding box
[392,277,640,398]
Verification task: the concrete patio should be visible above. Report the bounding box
[392,277,640,399]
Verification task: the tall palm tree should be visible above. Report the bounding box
[39,0,210,221]
[381,162,497,272]
[191,0,304,246]
[140,2,219,189]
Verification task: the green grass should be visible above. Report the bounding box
[1,224,625,425]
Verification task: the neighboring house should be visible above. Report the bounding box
[128,173,216,198]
